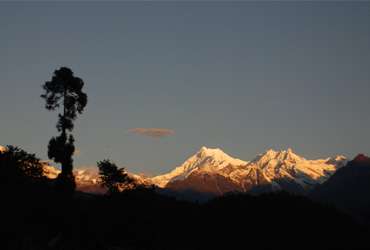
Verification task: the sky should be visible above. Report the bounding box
[1,2,370,175]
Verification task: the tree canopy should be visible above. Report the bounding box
[97,160,134,194]
[41,67,87,132]
[0,145,44,185]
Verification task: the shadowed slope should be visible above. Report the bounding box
[311,154,370,224]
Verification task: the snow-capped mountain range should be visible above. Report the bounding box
[0,145,347,195]
[152,147,347,195]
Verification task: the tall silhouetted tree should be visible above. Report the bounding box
[97,160,134,194]
[41,67,87,193]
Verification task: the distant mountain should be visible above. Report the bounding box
[153,146,346,196]
[42,163,149,193]
[151,147,247,188]
[310,154,370,223]
[41,162,104,193]
[0,144,347,196]
[41,146,348,196]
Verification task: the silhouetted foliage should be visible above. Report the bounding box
[0,145,44,186]
[41,67,87,132]
[41,67,87,193]
[47,133,75,174]
[97,160,134,194]
[1,146,368,250]
[2,183,369,250]
[1,147,369,249]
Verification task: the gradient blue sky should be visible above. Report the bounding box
[1,2,370,175]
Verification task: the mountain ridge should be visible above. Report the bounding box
[310,154,370,223]
[159,146,346,196]
[0,145,347,195]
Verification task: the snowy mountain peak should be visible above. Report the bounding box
[193,146,248,169]
[196,146,246,165]
[253,148,305,165]
[198,146,223,157]
[151,146,248,187]
[278,148,305,162]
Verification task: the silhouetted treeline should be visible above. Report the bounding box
[1,146,370,250]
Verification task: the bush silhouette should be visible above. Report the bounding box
[0,145,44,186]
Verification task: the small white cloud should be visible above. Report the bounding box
[128,128,175,138]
